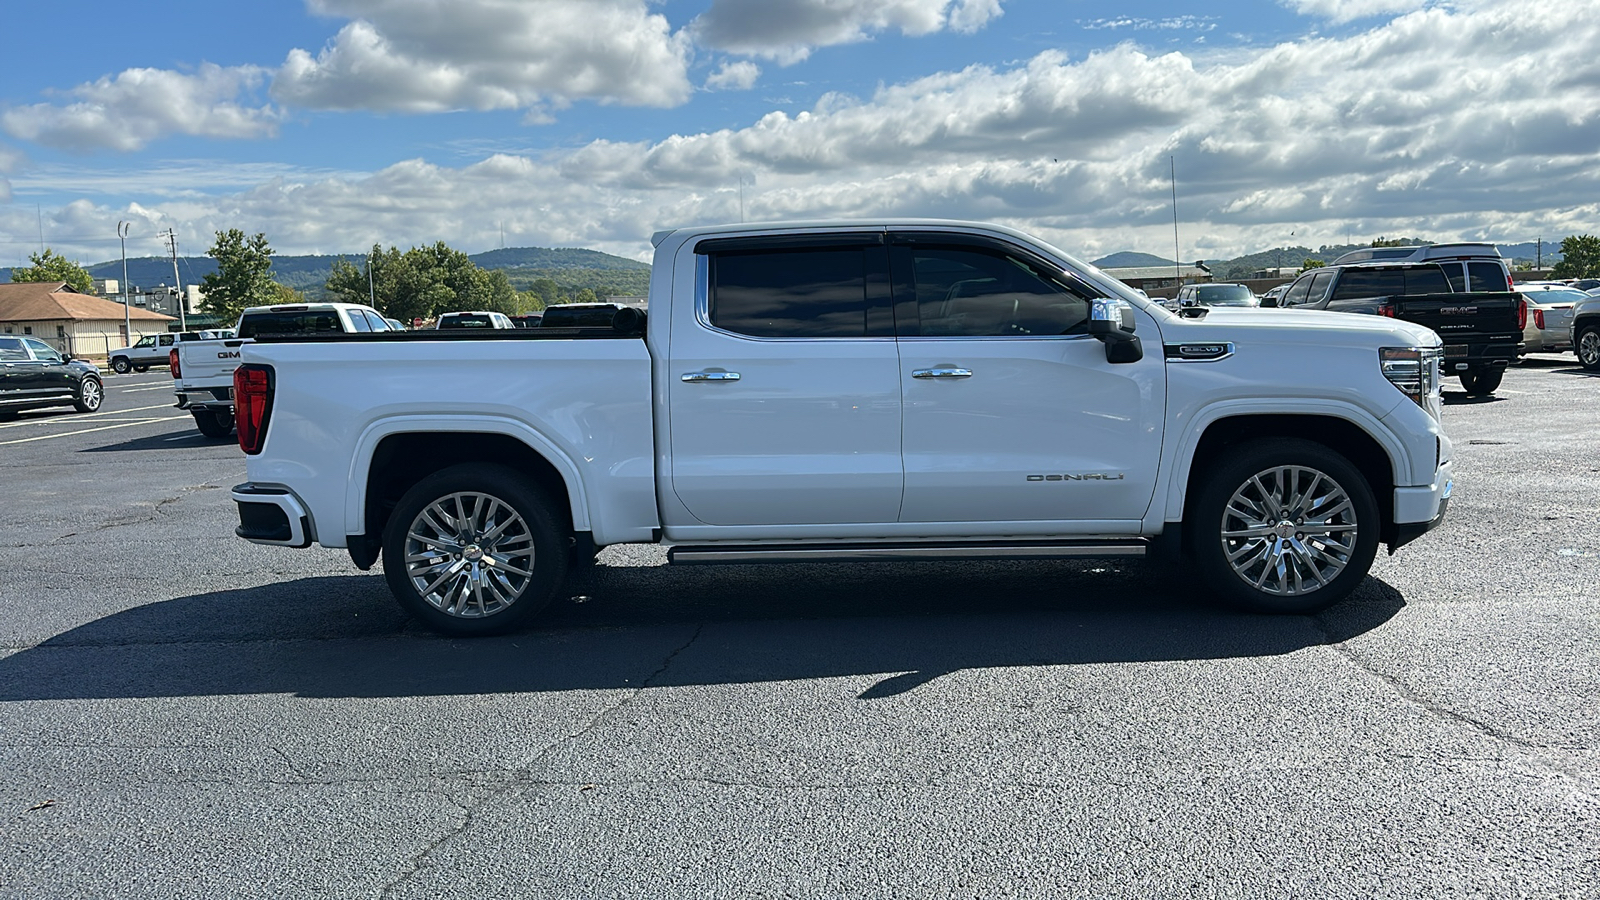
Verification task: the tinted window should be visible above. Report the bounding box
[542,306,623,328]
[1404,267,1451,294]
[1468,262,1507,292]
[900,246,1090,336]
[347,310,372,332]
[23,337,56,358]
[0,337,26,361]
[158,334,175,346]
[1438,261,1467,292]
[238,310,344,338]
[710,248,868,338]
[1303,271,1335,305]
[361,310,390,331]
[1281,276,1315,308]
[1330,268,1404,302]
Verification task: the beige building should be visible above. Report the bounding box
[0,281,177,361]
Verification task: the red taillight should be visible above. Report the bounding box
[1377,302,1396,318]
[1534,307,1545,330]
[1518,299,1528,331]
[168,348,181,378]
[234,365,274,455]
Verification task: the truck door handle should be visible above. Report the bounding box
[682,371,741,382]
[912,367,972,378]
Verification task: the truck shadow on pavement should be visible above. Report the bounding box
[0,560,1405,702]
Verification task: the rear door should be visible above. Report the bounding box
[890,233,1164,526]
[667,234,905,526]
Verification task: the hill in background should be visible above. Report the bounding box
[0,245,652,302]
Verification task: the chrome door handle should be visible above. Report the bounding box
[682,371,741,382]
[912,367,972,378]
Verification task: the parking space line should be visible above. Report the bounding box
[117,384,177,393]
[0,416,188,445]
[0,403,178,429]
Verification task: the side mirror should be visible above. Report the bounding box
[59,352,74,362]
[1088,298,1143,364]
[1259,295,1279,308]
[1179,296,1199,308]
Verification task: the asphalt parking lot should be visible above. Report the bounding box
[1,363,1597,899]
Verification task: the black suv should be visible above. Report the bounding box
[0,336,104,417]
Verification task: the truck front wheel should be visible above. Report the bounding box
[1188,439,1379,615]
[382,464,569,636]
[1460,368,1503,396]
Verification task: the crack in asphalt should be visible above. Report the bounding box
[375,623,706,900]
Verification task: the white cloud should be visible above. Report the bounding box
[706,61,763,91]
[1080,16,1218,32]
[693,0,1004,64]
[274,0,693,112]
[0,64,278,152]
[1280,0,1433,23]
[8,0,1599,264]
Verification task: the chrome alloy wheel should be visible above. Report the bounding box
[1580,329,1600,368]
[402,491,536,618]
[1218,465,1358,596]
[80,379,103,410]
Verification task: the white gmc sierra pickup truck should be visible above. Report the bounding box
[231,220,1453,635]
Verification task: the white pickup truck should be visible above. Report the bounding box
[171,302,393,438]
[231,220,1453,635]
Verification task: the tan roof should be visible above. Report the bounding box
[0,281,176,323]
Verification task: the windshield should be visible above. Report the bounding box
[1194,284,1258,306]
[238,310,344,338]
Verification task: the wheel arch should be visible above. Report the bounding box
[1165,409,1403,551]
[345,418,589,568]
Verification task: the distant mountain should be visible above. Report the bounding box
[0,245,652,300]
[1093,251,1174,268]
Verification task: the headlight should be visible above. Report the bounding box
[1380,346,1442,407]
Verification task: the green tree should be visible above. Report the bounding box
[200,230,279,324]
[10,248,94,294]
[325,241,517,320]
[1552,234,1600,278]
[1299,259,1326,272]
[574,288,598,304]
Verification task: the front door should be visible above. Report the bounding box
[889,235,1165,527]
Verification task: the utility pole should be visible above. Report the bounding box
[1170,156,1180,287]
[118,222,132,345]
[160,229,187,331]
[367,246,376,307]
[1537,236,1542,269]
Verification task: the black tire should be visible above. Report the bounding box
[382,463,569,636]
[1578,325,1600,371]
[73,377,104,413]
[110,357,131,375]
[191,408,235,439]
[1187,438,1380,614]
[133,364,149,373]
[1460,368,1503,396]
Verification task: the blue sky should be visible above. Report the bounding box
[1,1,1595,268]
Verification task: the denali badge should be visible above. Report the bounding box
[1028,473,1126,482]
[1438,307,1478,315]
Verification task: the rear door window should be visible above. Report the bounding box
[1280,276,1315,307]
[1404,267,1451,294]
[710,248,871,338]
[1468,262,1507,292]
[1329,268,1404,302]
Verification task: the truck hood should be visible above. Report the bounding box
[1155,307,1441,348]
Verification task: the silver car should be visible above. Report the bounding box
[1518,284,1586,354]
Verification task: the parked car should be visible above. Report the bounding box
[1564,278,1600,292]
[107,331,202,374]
[1517,284,1585,355]
[538,302,643,328]
[1259,284,1291,307]
[437,311,515,329]
[1331,243,1514,294]
[171,302,392,439]
[1166,283,1259,311]
[1571,292,1600,370]
[509,313,544,328]
[230,218,1452,636]
[0,336,104,417]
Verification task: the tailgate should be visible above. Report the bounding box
[1396,292,1521,339]
[176,339,248,387]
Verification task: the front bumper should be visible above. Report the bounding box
[231,482,314,548]
[1389,459,1453,551]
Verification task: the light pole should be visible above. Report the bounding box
[118,221,131,346]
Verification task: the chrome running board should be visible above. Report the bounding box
[667,539,1148,565]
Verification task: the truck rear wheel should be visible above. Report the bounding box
[1188,438,1379,615]
[111,357,131,374]
[1460,368,1503,396]
[382,464,569,636]
[192,409,235,439]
